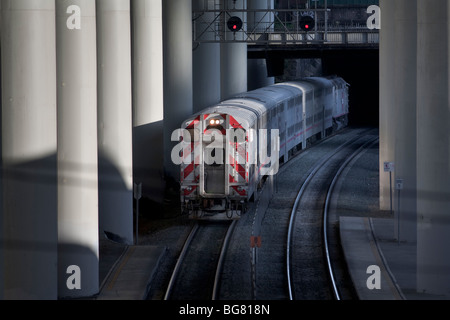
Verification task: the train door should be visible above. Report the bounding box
[203,116,226,195]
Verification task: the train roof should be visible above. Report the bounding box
[275,80,315,94]
[232,84,300,106]
[183,76,348,128]
[325,75,350,88]
[303,77,335,88]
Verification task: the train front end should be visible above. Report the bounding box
[178,111,250,220]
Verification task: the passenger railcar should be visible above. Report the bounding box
[176,76,349,219]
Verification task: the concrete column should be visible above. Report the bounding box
[379,0,396,211]
[163,0,193,182]
[247,0,274,90]
[248,59,275,91]
[416,0,450,296]
[97,0,134,245]
[0,0,3,300]
[131,0,165,204]
[193,0,221,112]
[393,0,417,243]
[1,0,57,299]
[56,0,99,298]
[221,0,247,100]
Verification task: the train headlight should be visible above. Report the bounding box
[209,119,222,126]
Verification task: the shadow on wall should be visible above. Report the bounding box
[133,120,168,215]
[1,154,58,299]
[0,151,135,298]
[98,153,133,245]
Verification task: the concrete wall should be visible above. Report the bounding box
[97,0,134,245]
[1,0,58,299]
[379,0,395,211]
[193,0,221,112]
[56,0,99,298]
[416,0,450,296]
[162,0,193,183]
[221,0,247,100]
[132,0,165,205]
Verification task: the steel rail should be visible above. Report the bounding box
[323,136,379,300]
[212,220,237,300]
[163,223,200,300]
[286,130,374,300]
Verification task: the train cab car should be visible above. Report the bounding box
[178,106,259,219]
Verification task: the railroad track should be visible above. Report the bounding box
[286,130,379,300]
[164,220,236,300]
[241,129,378,300]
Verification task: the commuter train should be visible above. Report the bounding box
[175,76,349,219]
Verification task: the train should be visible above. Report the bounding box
[174,76,349,220]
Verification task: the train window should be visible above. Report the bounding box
[204,146,225,167]
[184,128,199,142]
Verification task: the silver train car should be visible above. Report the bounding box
[176,76,349,219]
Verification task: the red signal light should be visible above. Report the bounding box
[227,16,243,32]
[299,15,315,31]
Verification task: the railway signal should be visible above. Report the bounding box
[227,16,243,32]
[299,15,315,31]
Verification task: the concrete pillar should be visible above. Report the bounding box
[248,59,275,91]
[221,0,247,100]
[247,0,274,90]
[393,0,417,243]
[1,0,58,299]
[163,0,193,182]
[416,0,450,296]
[97,0,134,245]
[193,0,221,112]
[56,0,99,298]
[0,0,3,300]
[131,0,165,204]
[379,0,396,211]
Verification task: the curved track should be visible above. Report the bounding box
[286,131,378,300]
